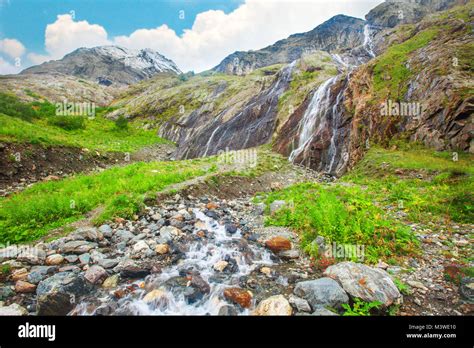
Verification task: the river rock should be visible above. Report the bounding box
[36,291,73,316]
[27,266,57,284]
[84,265,108,285]
[15,280,36,293]
[213,260,228,272]
[323,262,401,307]
[289,294,312,312]
[45,254,64,266]
[143,289,168,304]
[78,253,91,265]
[159,226,181,242]
[223,287,253,308]
[62,240,97,254]
[312,306,339,316]
[0,286,14,300]
[294,277,349,309]
[65,255,78,263]
[36,272,91,297]
[252,295,292,316]
[265,236,292,253]
[11,268,29,281]
[218,304,238,316]
[17,248,46,265]
[71,227,103,242]
[113,230,135,243]
[0,246,20,262]
[98,258,119,269]
[117,260,150,278]
[132,240,150,254]
[98,224,114,238]
[155,244,169,255]
[0,303,28,316]
[278,250,299,259]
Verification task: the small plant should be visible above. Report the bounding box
[114,115,129,131]
[342,298,382,316]
[393,277,411,295]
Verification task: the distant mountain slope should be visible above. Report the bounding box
[213,14,366,75]
[21,46,182,86]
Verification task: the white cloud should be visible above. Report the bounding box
[114,0,383,72]
[0,38,25,59]
[0,56,21,74]
[29,0,383,71]
[30,14,110,65]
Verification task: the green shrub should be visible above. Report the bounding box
[48,115,86,130]
[114,115,129,131]
[342,299,382,316]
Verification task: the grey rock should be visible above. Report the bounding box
[27,266,57,284]
[218,305,239,316]
[36,272,91,297]
[323,261,401,307]
[98,258,119,269]
[294,277,349,309]
[98,224,114,238]
[289,294,312,312]
[0,303,28,316]
[65,255,78,263]
[0,286,14,301]
[113,230,135,243]
[270,200,286,214]
[78,253,91,265]
[84,265,108,284]
[312,306,339,316]
[36,291,74,315]
[459,277,473,303]
[62,240,97,254]
[70,227,103,242]
[278,249,300,259]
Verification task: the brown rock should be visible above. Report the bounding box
[206,202,218,210]
[11,268,29,281]
[15,280,36,293]
[45,254,64,265]
[223,287,253,308]
[155,244,169,255]
[265,236,292,253]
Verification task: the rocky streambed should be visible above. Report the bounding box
[0,192,412,316]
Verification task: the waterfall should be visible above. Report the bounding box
[363,24,376,58]
[288,76,338,163]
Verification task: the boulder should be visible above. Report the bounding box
[223,287,253,308]
[62,241,97,254]
[36,291,74,315]
[36,272,91,297]
[294,277,349,309]
[265,236,292,253]
[17,248,46,265]
[15,280,36,293]
[323,262,401,307]
[289,294,312,312]
[312,306,339,316]
[252,295,292,316]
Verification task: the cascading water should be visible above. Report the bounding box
[288,76,338,163]
[74,208,275,315]
[363,24,376,58]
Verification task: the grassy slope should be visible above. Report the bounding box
[261,143,473,263]
[0,93,169,153]
[0,157,218,244]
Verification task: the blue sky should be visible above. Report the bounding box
[0,0,383,73]
[0,0,244,54]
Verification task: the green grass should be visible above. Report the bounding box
[0,157,218,244]
[344,142,474,223]
[0,93,170,152]
[260,182,418,263]
[372,28,439,99]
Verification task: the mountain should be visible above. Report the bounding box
[21,46,182,86]
[213,14,366,75]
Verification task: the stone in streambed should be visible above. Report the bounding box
[252,295,292,316]
[223,287,253,308]
[294,277,348,309]
[265,236,292,253]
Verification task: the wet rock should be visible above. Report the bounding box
[270,200,286,214]
[213,260,228,272]
[218,304,238,316]
[0,303,28,316]
[84,265,108,285]
[294,277,349,309]
[15,280,37,293]
[117,260,150,279]
[143,289,168,304]
[205,210,219,220]
[102,274,120,289]
[260,267,272,277]
[252,295,292,316]
[289,294,312,312]
[159,226,181,242]
[155,244,169,255]
[36,291,73,316]
[62,240,97,254]
[225,223,238,234]
[206,202,219,210]
[265,236,292,253]
[223,287,253,308]
[312,306,338,316]
[323,262,401,307]
[190,274,211,295]
[45,254,64,266]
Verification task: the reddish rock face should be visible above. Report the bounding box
[223,287,253,308]
[265,236,292,253]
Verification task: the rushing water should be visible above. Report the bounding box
[363,24,376,58]
[75,209,274,315]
